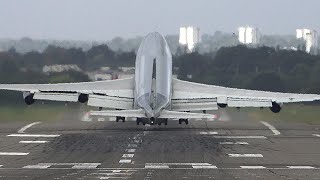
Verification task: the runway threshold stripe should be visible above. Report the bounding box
[212,136,267,139]
[8,134,60,137]
[18,122,41,133]
[0,152,29,156]
[228,154,263,158]
[287,166,315,169]
[19,141,48,144]
[199,131,218,135]
[220,142,249,145]
[145,165,170,169]
[240,166,266,169]
[312,134,320,137]
[260,121,280,135]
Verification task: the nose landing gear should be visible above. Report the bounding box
[116,116,125,122]
[179,119,189,125]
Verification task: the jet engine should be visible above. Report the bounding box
[218,103,227,108]
[270,102,281,113]
[23,92,35,105]
[78,93,89,103]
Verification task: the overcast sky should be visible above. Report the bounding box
[0,0,319,41]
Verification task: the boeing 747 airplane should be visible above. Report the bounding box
[1,32,320,125]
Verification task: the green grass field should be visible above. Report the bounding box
[0,103,87,122]
[240,104,320,124]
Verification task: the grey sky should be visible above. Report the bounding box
[0,0,319,41]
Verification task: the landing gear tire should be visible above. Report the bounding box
[164,119,168,125]
[116,116,125,122]
[179,119,188,125]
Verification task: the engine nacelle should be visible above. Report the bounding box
[23,92,35,105]
[78,93,88,103]
[218,103,227,108]
[270,102,281,113]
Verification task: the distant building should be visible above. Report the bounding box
[238,26,261,45]
[296,29,318,54]
[42,64,81,73]
[179,26,200,52]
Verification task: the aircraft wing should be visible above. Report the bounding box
[0,77,135,109]
[172,78,320,111]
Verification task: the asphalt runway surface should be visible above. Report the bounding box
[0,108,320,180]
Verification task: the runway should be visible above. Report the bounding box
[0,109,320,179]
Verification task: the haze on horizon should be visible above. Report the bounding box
[0,0,319,41]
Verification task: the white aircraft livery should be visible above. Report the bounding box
[1,32,320,125]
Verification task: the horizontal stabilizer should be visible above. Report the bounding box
[90,109,146,118]
[89,109,215,119]
[159,110,216,119]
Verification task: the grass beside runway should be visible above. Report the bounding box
[240,104,320,124]
[0,102,88,122]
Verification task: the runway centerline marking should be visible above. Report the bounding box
[18,122,41,133]
[212,136,267,139]
[125,149,136,153]
[19,141,48,144]
[220,142,249,145]
[260,121,280,135]
[228,154,263,158]
[122,154,134,158]
[0,152,29,156]
[8,134,60,138]
[119,159,132,164]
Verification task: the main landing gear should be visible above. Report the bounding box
[179,119,189,125]
[116,116,125,122]
[136,118,168,126]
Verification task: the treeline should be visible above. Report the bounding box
[0,44,320,95]
[175,45,320,94]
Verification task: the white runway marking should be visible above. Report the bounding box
[199,131,218,135]
[23,163,101,169]
[125,149,136,153]
[312,134,320,137]
[220,142,249,145]
[18,122,41,133]
[127,144,137,148]
[145,163,216,169]
[212,136,267,139]
[8,134,60,138]
[192,165,217,169]
[145,164,170,169]
[287,166,315,169]
[228,154,263,158]
[109,117,116,121]
[240,166,266,169]
[119,159,132,164]
[19,141,48,144]
[122,154,134,158]
[97,118,105,122]
[260,121,280,135]
[0,152,29,156]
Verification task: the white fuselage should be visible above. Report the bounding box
[134,32,173,118]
